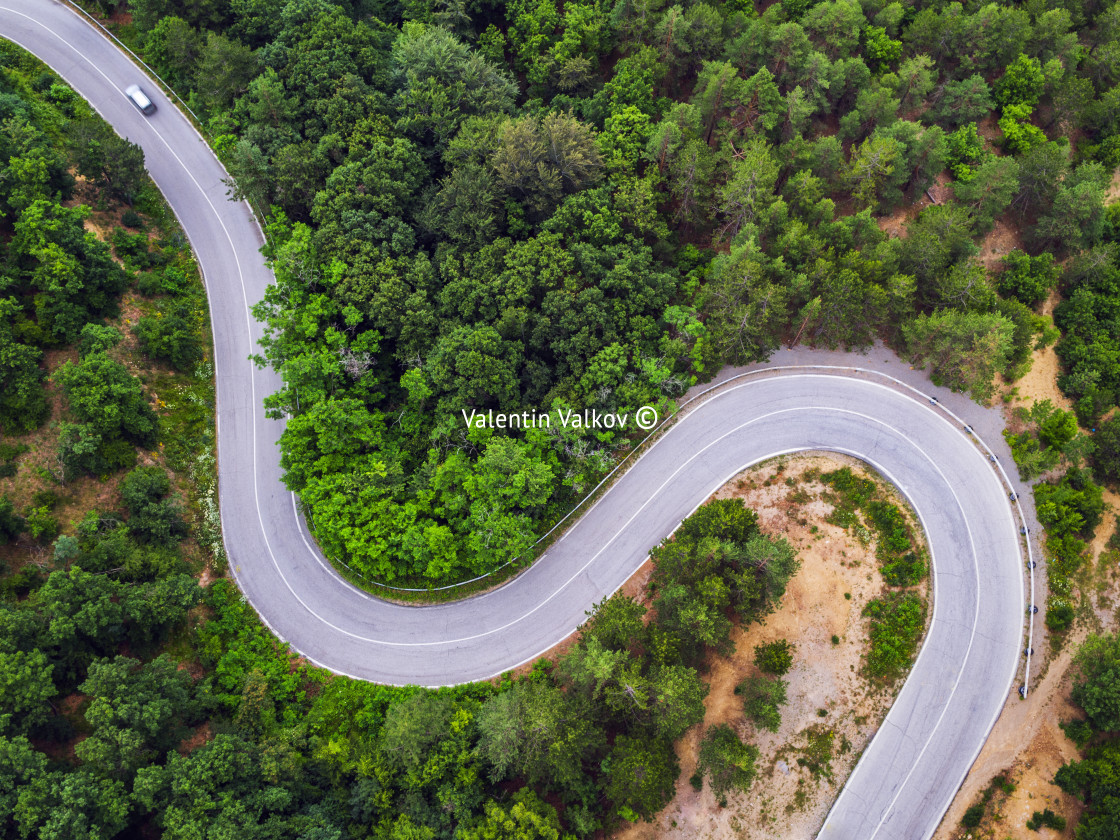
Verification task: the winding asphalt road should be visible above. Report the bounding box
[1,3,1029,837]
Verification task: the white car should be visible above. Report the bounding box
[125,84,155,115]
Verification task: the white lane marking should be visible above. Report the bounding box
[822,421,1005,840]
[7,13,1027,834]
[203,402,972,650]
[0,7,307,661]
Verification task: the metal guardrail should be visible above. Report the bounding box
[63,0,208,133]
[58,0,1037,693]
[317,361,1037,698]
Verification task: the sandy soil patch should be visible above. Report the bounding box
[1105,168,1120,206]
[934,509,1119,839]
[1000,290,1073,413]
[614,454,929,840]
[978,218,1023,273]
[1090,488,1119,560]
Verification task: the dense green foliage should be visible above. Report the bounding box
[1093,415,1120,485]
[753,639,794,675]
[817,467,928,676]
[87,0,1120,587]
[647,498,800,666]
[1034,465,1104,632]
[5,210,803,840]
[737,673,789,732]
[862,591,927,681]
[0,42,207,498]
[696,724,759,802]
[820,467,928,588]
[1004,399,1080,480]
[1026,808,1067,831]
[1054,633,1120,839]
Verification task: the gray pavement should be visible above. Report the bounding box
[0,5,1029,837]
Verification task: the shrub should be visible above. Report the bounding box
[1093,416,1120,487]
[0,496,25,544]
[961,804,984,827]
[603,736,679,820]
[1026,808,1066,831]
[881,551,927,587]
[111,227,155,270]
[133,303,203,372]
[753,640,794,675]
[697,724,759,798]
[0,443,27,479]
[24,506,59,544]
[863,592,926,680]
[120,465,185,546]
[1071,633,1120,732]
[1060,718,1093,749]
[77,323,123,358]
[998,250,1057,307]
[737,674,788,732]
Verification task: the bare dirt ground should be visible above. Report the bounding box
[999,289,1073,413]
[1105,168,1120,205]
[933,501,1119,839]
[978,217,1023,273]
[615,453,929,840]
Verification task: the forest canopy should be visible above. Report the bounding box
[89,0,1120,589]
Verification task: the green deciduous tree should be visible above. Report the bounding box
[459,789,562,840]
[75,655,196,779]
[996,53,1045,108]
[903,310,1015,403]
[0,650,54,736]
[14,769,130,840]
[68,119,146,204]
[120,466,186,546]
[1092,416,1120,486]
[697,724,759,798]
[602,735,679,820]
[194,31,260,114]
[53,353,158,446]
[8,201,128,345]
[1071,633,1120,732]
[0,735,47,830]
[0,318,47,433]
[998,250,1057,307]
[738,673,788,731]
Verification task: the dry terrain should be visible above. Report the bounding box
[615,453,930,840]
[932,276,1120,839]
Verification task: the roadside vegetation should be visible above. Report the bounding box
[818,467,928,681]
[961,632,1120,837]
[614,455,932,838]
[73,0,1120,591]
[1053,632,1120,837]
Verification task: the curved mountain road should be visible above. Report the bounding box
[2,3,1028,837]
